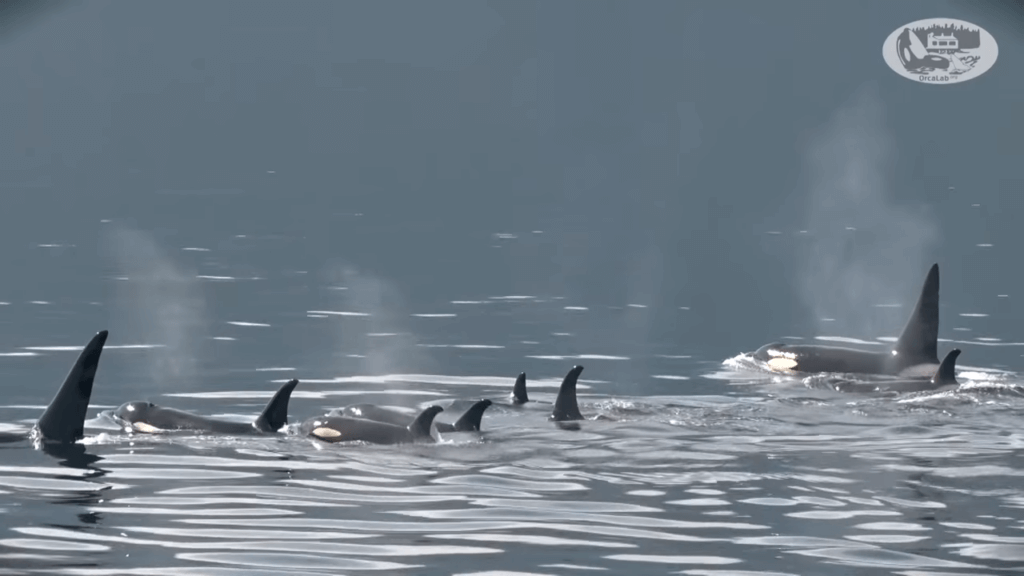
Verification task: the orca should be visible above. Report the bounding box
[511,372,528,405]
[896,28,950,73]
[25,330,110,445]
[330,399,493,433]
[301,405,444,445]
[110,379,298,435]
[833,349,961,394]
[752,263,940,377]
[550,365,585,422]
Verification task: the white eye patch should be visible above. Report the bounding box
[132,422,163,434]
[311,427,342,439]
[767,357,798,372]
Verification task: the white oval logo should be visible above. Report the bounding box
[882,18,998,84]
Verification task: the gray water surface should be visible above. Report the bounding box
[3,291,1024,575]
[2,0,1024,574]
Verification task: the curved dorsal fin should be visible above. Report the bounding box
[930,349,960,386]
[512,372,528,404]
[35,331,109,444]
[408,406,444,439]
[452,399,493,432]
[891,264,940,367]
[253,379,299,432]
[550,366,584,422]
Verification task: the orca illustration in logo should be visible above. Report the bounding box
[883,18,998,84]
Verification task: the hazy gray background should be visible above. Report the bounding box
[0,0,1021,403]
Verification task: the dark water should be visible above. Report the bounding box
[3,0,1024,574]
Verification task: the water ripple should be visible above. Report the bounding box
[4,366,1024,575]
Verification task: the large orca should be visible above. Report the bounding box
[300,405,444,445]
[511,372,528,405]
[24,330,110,445]
[331,399,493,433]
[550,365,585,422]
[110,379,299,435]
[752,264,940,377]
[832,349,961,394]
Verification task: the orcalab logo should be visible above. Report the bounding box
[882,18,998,84]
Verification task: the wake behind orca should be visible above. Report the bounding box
[110,379,299,435]
[752,264,940,377]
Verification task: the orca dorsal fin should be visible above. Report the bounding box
[550,365,584,422]
[891,263,940,367]
[253,379,299,432]
[930,349,960,386]
[512,372,528,404]
[408,405,444,440]
[452,399,493,432]
[35,330,109,444]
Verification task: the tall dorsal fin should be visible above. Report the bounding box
[930,349,960,386]
[253,379,299,432]
[891,263,940,367]
[452,399,493,432]
[408,405,443,440]
[35,330,109,444]
[512,372,528,404]
[550,365,584,422]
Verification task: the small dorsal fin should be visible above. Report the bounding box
[452,399,493,432]
[408,405,444,439]
[35,331,109,444]
[253,379,299,432]
[930,349,960,386]
[550,366,584,422]
[512,372,528,404]
[891,264,940,367]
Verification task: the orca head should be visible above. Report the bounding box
[753,342,787,361]
[113,401,156,425]
[753,342,802,372]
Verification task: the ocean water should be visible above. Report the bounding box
[2,0,1024,574]
[3,266,1024,575]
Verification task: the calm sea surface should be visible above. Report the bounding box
[2,243,1024,576]
[2,1,1024,574]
